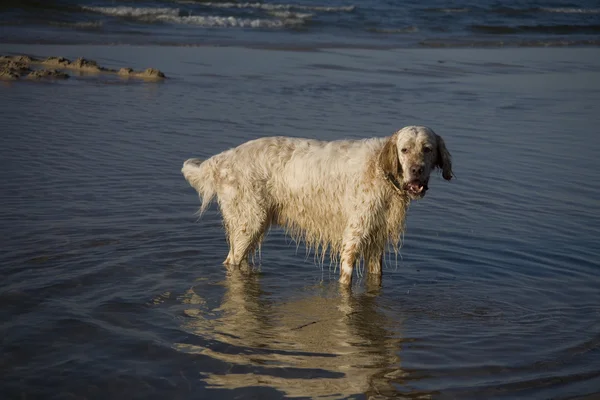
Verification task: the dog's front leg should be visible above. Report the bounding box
[339,223,364,286]
[364,244,384,287]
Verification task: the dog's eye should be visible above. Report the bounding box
[401,148,408,154]
[423,147,432,153]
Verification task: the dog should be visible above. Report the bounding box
[182,126,452,285]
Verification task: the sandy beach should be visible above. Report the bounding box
[2,42,600,399]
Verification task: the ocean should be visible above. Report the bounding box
[1,0,600,48]
[1,1,600,400]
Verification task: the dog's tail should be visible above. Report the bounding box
[182,157,217,216]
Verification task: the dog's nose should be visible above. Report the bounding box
[410,165,424,176]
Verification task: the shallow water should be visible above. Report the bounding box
[1,44,600,399]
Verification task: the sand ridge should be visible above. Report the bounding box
[0,54,166,81]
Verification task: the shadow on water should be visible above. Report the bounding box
[174,265,432,399]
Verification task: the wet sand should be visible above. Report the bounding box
[0,54,166,80]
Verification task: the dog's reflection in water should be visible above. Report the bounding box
[175,265,428,399]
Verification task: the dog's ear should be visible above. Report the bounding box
[435,134,453,181]
[379,133,402,182]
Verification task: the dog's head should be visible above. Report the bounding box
[379,126,453,200]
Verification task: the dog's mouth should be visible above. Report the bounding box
[404,179,429,198]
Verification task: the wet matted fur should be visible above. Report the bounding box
[182,126,452,285]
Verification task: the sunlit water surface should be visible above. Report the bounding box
[1,45,600,399]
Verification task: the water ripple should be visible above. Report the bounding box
[1,44,600,399]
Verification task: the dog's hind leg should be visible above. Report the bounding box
[219,191,269,267]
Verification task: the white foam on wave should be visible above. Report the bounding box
[540,7,600,14]
[80,5,306,28]
[199,2,355,12]
[267,10,313,19]
[81,6,180,17]
[155,14,304,28]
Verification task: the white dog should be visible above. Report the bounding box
[182,126,452,285]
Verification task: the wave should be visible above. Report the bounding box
[155,14,304,28]
[80,5,307,28]
[197,2,355,12]
[81,6,181,17]
[49,21,104,29]
[267,11,313,19]
[426,6,600,15]
[471,24,600,35]
[425,7,469,13]
[540,7,600,14]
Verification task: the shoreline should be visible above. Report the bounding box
[1,38,600,53]
[2,42,600,53]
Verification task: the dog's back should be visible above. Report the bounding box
[182,137,386,246]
